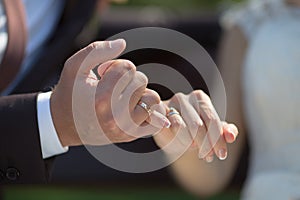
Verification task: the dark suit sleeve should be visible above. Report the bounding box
[0,93,53,184]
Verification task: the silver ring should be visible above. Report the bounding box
[138,100,152,115]
[167,107,180,117]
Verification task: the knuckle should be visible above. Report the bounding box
[122,60,136,72]
[114,59,136,71]
[109,60,136,77]
[174,92,185,100]
[206,112,217,122]
[169,93,181,105]
[204,112,212,121]
[193,90,209,100]
[108,60,122,70]
[148,90,160,104]
[144,90,160,104]
[135,71,148,85]
[204,113,218,128]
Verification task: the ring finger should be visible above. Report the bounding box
[133,89,170,129]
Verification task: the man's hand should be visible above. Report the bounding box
[51,39,170,147]
[154,90,238,162]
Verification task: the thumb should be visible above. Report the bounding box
[64,39,126,79]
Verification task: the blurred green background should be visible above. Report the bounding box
[112,0,245,10]
[3,186,240,200]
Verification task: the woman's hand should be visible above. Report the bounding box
[154,90,238,162]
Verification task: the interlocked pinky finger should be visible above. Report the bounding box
[167,107,183,133]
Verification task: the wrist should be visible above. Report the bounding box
[50,89,82,147]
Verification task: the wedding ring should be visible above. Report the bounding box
[138,100,152,115]
[167,107,180,117]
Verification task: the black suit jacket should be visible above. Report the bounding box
[0,0,97,184]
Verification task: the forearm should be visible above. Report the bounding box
[170,149,233,196]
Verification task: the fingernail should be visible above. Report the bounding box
[225,132,235,142]
[199,119,204,127]
[163,118,171,128]
[229,126,236,135]
[205,155,214,163]
[218,149,227,160]
[198,152,206,160]
[109,39,125,49]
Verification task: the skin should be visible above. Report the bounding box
[172,2,300,195]
[51,0,298,196]
[51,38,237,149]
[154,26,247,197]
[50,38,241,197]
[156,91,237,160]
[51,39,170,147]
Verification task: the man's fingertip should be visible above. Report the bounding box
[109,39,126,50]
[164,118,171,128]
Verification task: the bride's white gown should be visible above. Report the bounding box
[223,0,300,199]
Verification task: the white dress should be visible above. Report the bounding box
[222,0,300,199]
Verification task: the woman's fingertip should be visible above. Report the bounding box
[225,131,235,143]
[218,148,228,160]
[228,124,238,135]
[205,155,214,163]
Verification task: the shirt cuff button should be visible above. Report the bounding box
[6,168,20,181]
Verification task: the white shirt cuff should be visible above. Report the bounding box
[37,91,69,159]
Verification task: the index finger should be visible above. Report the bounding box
[190,92,228,160]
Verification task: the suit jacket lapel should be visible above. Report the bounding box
[12,0,97,94]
